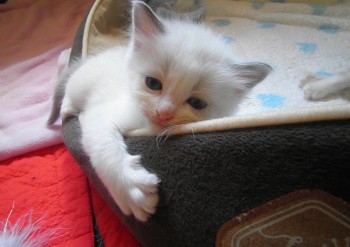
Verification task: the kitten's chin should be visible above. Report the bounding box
[149,117,170,128]
[146,115,181,131]
[143,108,195,129]
[142,109,169,128]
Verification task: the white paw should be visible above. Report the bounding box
[301,83,326,100]
[112,155,160,222]
[300,75,329,100]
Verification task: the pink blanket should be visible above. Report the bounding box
[0,47,69,160]
[0,0,92,161]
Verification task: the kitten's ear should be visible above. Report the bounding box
[131,1,164,44]
[232,63,272,89]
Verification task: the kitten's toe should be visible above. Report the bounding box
[130,171,159,220]
[302,83,327,100]
[114,194,132,216]
[301,85,315,100]
[299,74,318,88]
[127,184,159,221]
[300,75,331,100]
[129,155,160,192]
[129,203,152,222]
[128,155,142,169]
[125,155,160,221]
[142,193,159,214]
[130,187,159,214]
[133,172,160,193]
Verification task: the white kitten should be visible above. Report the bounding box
[300,71,350,100]
[48,1,271,221]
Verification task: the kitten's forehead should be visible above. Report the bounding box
[157,46,225,86]
[132,19,243,99]
[140,44,235,99]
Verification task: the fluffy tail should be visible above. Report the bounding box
[0,205,63,247]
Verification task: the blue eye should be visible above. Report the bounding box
[145,76,162,90]
[187,97,207,110]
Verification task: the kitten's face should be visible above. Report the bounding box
[128,2,271,128]
[132,51,248,128]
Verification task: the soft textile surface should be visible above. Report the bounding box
[175,0,350,133]
[204,0,350,116]
[0,48,69,161]
[0,144,139,246]
[0,169,139,245]
[0,0,91,68]
[0,145,93,246]
[64,115,350,247]
[0,0,92,161]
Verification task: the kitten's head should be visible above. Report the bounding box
[127,1,271,128]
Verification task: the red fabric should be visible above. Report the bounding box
[90,183,141,247]
[0,144,141,246]
[0,144,93,246]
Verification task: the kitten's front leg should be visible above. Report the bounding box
[79,103,159,221]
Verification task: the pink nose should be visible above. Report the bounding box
[156,110,174,122]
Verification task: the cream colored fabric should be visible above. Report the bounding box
[82,0,129,58]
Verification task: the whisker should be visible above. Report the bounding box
[191,127,197,141]
[156,134,162,148]
[156,128,168,147]
[156,125,179,146]
[163,125,180,142]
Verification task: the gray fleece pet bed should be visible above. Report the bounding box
[63,0,350,246]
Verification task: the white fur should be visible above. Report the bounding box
[57,1,270,221]
[0,206,60,247]
[300,71,350,100]
[63,47,160,222]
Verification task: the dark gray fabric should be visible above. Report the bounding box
[63,116,350,247]
[63,3,350,246]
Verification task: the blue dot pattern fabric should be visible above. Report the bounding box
[315,71,333,77]
[257,94,286,109]
[297,43,318,53]
[318,24,340,34]
[205,0,350,117]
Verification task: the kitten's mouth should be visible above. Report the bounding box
[143,110,170,127]
[149,117,171,127]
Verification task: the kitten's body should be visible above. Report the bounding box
[62,47,150,133]
[301,71,350,100]
[48,1,271,221]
